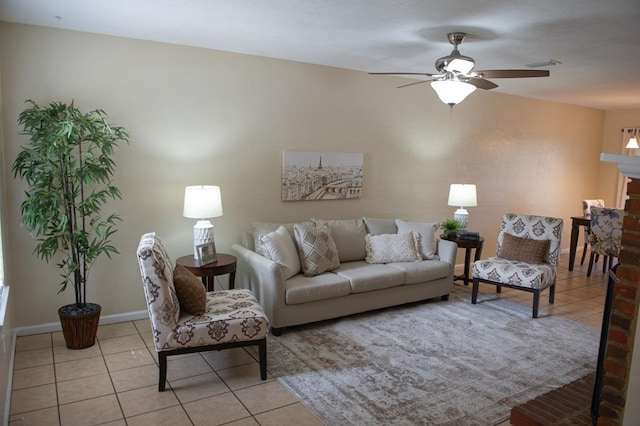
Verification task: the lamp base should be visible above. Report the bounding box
[453,208,469,231]
[193,220,215,258]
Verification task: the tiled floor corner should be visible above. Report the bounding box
[8,252,608,425]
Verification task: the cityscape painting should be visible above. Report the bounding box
[282,151,363,201]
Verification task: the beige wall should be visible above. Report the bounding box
[0,23,608,327]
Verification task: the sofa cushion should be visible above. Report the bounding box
[294,224,340,277]
[387,260,451,284]
[312,218,367,262]
[335,261,405,293]
[395,219,439,260]
[365,232,422,264]
[284,273,351,304]
[260,226,301,279]
[498,232,550,264]
[363,217,398,236]
[173,265,207,316]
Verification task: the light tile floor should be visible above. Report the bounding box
[9,252,609,425]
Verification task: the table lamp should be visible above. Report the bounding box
[183,185,223,258]
[448,184,477,230]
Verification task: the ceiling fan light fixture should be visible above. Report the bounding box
[430,80,476,106]
[445,57,475,74]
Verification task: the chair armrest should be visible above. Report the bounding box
[231,243,285,325]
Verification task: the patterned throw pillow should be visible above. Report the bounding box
[395,219,439,260]
[260,225,301,279]
[365,232,423,264]
[294,224,340,277]
[498,233,551,264]
[173,265,207,316]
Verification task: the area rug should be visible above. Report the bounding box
[263,290,600,425]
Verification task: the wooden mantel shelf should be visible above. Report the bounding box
[600,152,640,178]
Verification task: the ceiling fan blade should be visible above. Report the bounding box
[466,77,498,90]
[397,79,434,89]
[475,69,550,78]
[369,72,439,77]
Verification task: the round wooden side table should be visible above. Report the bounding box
[440,235,485,285]
[175,253,237,292]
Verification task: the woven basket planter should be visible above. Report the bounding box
[58,303,101,350]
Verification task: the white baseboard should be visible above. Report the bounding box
[16,310,149,337]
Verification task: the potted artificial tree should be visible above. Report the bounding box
[12,100,130,349]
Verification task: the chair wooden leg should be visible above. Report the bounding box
[471,279,479,304]
[587,252,596,277]
[532,290,540,318]
[549,284,556,305]
[258,339,267,380]
[158,352,168,391]
[580,242,588,265]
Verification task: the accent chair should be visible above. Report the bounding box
[471,213,563,318]
[136,232,269,391]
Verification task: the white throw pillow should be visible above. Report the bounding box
[260,226,301,279]
[395,219,439,260]
[365,232,422,264]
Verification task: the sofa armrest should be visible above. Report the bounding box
[231,243,285,326]
[437,239,458,269]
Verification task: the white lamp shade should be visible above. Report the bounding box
[183,185,223,219]
[627,136,639,149]
[448,184,477,207]
[431,80,476,106]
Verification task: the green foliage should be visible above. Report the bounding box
[12,100,130,305]
[440,218,460,231]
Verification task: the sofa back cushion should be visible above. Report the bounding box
[363,217,398,235]
[312,218,367,262]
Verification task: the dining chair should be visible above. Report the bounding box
[587,207,624,277]
[581,199,605,265]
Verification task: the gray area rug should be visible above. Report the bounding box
[263,289,599,425]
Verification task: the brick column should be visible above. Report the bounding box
[599,178,640,424]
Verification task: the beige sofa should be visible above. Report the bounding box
[232,217,457,335]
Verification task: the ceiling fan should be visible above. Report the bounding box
[370,32,550,106]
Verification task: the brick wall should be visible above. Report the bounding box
[599,178,640,424]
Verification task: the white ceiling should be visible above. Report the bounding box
[2,0,640,110]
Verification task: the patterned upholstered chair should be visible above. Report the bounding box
[472,214,563,318]
[587,207,624,277]
[581,199,605,265]
[136,232,269,391]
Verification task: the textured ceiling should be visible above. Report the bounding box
[1,0,640,110]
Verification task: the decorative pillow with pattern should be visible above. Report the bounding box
[172,264,207,316]
[294,224,340,277]
[498,232,550,264]
[260,225,301,279]
[395,219,439,260]
[365,232,423,264]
